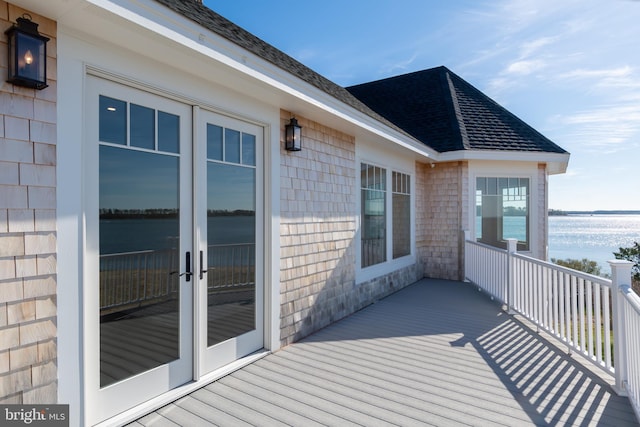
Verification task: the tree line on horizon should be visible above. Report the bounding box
[549,209,640,216]
[552,241,640,294]
[99,208,255,218]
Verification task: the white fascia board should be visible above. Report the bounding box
[436,150,570,174]
[81,0,434,160]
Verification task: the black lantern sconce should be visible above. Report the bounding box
[5,14,49,90]
[284,117,302,151]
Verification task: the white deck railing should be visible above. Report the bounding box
[100,249,179,313]
[206,243,255,290]
[100,243,256,312]
[615,270,640,421]
[464,234,639,420]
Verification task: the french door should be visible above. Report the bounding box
[195,109,264,375]
[85,77,263,424]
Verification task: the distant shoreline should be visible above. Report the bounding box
[549,210,640,216]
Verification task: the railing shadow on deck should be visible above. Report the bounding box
[465,235,640,424]
[301,279,637,426]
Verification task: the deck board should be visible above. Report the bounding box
[133,279,638,426]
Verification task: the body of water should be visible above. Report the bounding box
[549,214,640,275]
[100,215,255,254]
[100,213,639,277]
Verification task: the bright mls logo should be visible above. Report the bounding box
[1,405,68,426]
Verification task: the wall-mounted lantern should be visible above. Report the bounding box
[284,117,302,151]
[5,14,49,90]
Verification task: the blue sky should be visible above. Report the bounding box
[204,0,640,211]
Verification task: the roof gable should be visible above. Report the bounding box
[347,66,567,154]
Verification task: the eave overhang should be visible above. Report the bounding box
[436,149,570,174]
[14,0,435,161]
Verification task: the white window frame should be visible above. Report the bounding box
[356,157,416,284]
[469,161,540,256]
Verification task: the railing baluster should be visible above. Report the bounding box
[603,288,612,370]
[587,280,594,360]
[578,278,585,353]
[553,269,559,335]
[559,271,566,339]
[571,276,580,350]
[544,264,549,327]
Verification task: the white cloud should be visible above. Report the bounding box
[559,66,633,81]
[505,59,546,75]
[558,104,640,150]
[383,53,418,75]
[520,36,557,58]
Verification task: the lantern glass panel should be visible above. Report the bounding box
[285,124,301,151]
[15,32,45,82]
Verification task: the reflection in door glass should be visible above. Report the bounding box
[130,104,155,150]
[207,158,256,347]
[242,133,256,166]
[206,124,223,161]
[99,96,127,145]
[99,145,180,387]
[224,128,241,164]
[158,111,180,154]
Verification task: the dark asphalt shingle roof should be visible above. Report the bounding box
[347,67,567,154]
[154,1,566,156]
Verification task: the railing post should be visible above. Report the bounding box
[506,238,518,314]
[609,259,634,396]
[463,230,470,281]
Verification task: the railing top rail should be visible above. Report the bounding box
[511,251,612,287]
[465,237,612,288]
[100,249,157,258]
[621,284,640,315]
[208,243,255,248]
[465,239,509,254]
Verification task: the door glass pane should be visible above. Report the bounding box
[158,111,180,154]
[242,133,256,166]
[99,145,180,387]
[130,104,155,150]
[207,124,223,161]
[99,96,127,145]
[225,128,241,164]
[207,159,256,347]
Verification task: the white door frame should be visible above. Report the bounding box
[194,108,265,377]
[84,76,194,425]
[81,74,271,425]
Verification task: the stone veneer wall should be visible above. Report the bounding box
[417,161,468,280]
[279,112,420,346]
[0,3,58,404]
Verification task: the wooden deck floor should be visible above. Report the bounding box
[130,279,638,426]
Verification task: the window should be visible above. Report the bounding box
[361,163,386,267]
[476,177,529,250]
[361,163,412,269]
[392,171,411,259]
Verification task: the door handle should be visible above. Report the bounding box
[199,250,206,280]
[198,251,206,280]
[169,251,192,281]
[182,251,192,282]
